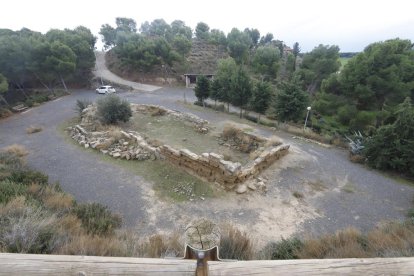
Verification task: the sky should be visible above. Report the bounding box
[1,0,413,52]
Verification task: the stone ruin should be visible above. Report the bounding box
[69,103,290,192]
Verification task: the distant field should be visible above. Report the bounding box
[339,57,351,69]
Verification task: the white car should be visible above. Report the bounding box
[96,85,116,94]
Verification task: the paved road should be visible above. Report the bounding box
[94,51,160,92]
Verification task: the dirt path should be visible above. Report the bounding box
[94,51,160,92]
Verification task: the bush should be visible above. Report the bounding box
[350,111,377,131]
[0,152,25,179]
[97,95,132,124]
[0,107,13,119]
[75,99,92,116]
[9,170,49,186]
[337,105,357,125]
[0,180,26,204]
[364,98,414,176]
[0,198,58,254]
[261,238,303,259]
[219,224,253,260]
[222,125,242,140]
[74,203,122,236]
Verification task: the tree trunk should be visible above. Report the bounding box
[227,103,230,113]
[16,83,28,99]
[239,107,243,118]
[258,114,261,124]
[60,75,68,91]
[0,95,9,106]
[33,73,52,93]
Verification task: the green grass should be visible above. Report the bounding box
[126,112,251,164]
[58,118,218,202]
[339,57,350,70]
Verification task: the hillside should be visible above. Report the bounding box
[185,39,228,74]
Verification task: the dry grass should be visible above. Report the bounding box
[297,223,414,259]
[284,125,330,144]
[43,192,74,211]
[219,224,254,260]
[95,138,115,150]
[0,107,13,119]
[222,124,242,140]
[0,197,58,254]
[150,107,167,117]
[265,136,283,147]
[26,125,43,134]
[298,228,369,258]
[249,150,260,160]
[106,126,123,141]
[2,144,29,158]
[58,234,125,256]
[350,154,365,163]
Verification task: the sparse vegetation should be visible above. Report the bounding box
[293,191,304,199]
[75,99,92,116]
[73,203,122,236]
[260,238,303,259]
[2,144,29,158]
[219,224,254,260]
[26,125,43,134]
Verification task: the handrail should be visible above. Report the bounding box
[1,253,414,275]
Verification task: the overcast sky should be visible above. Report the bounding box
[1,0,413,52]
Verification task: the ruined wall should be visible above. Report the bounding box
[159,144,290,189]
[72,104,290,191]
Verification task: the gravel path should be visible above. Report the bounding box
[1,60,413,242]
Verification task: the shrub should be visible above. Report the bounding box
[0,180,26,204]
[74,202,122,236]
[364,98,414,176]
[219,224,253,260]
[97,95,132,124]
[260,238,303,259]
[337,105,357,125]
[350,111,377,131]
[0,152,25,179]
[26,125,43,134]
[222,125,242,140]
[75,99,92,116]
[9,170,48,186]
[0,107,12,119]
[0,198,58,254]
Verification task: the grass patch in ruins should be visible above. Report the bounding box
[57,119,217,202]
[127,113,251,164]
